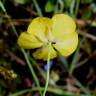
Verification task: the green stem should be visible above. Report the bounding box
[31,0,43,16]
[20,48,40,88]
[58,0,64,13]
[69,47,79,75]
[43,42,51,96]
[74,0,80,17]
[70,0,75,17]
[74,77,91,96]
[29,56,46,79]
[8,87,77,96]
[69,38,85,75]
[0,0,42,95]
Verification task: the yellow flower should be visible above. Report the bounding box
[18,14,78,61]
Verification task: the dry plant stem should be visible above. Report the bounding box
[79,30,96,41]
[6,49,25,66]
[0,1,18,37]
[75,58,89,68]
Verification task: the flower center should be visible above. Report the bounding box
[45,27,54,42]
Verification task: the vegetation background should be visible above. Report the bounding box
[0,0,96,96]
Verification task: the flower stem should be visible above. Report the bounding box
[43,42,51,96]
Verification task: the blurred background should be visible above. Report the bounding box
[0,0,96,96]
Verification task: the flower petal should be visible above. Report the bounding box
[32,45,57,61]
[27,17,52,42]
[53,31,78,56]
[52,14,76,41]
[17,32,43,49]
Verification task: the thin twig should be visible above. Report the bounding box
[79,30,96,41]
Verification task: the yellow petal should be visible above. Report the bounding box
[53,31,78,56]
[52,14,76,41]
[17,32,43,49]
[32,45,57,61]
[27,17,52,42]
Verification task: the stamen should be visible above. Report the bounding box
[52,42,56,44]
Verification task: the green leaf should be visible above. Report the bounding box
[45,1,54,13]
[14,0,31,4]
[64,0,72,8]
[81,9,91,19]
